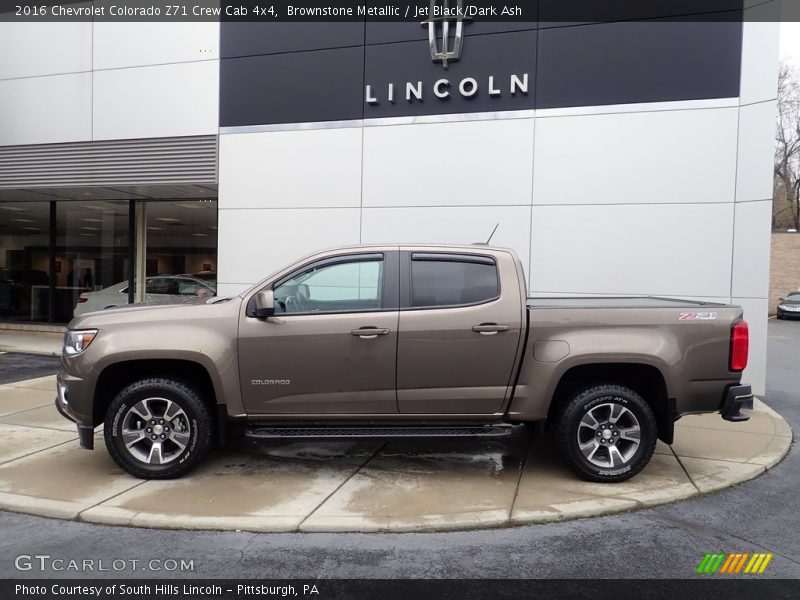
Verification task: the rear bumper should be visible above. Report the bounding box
[720,384,753,422]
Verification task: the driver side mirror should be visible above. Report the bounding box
[254,290,275,318]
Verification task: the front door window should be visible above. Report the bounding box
[274,258,383,314]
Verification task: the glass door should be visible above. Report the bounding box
[0,201,51,322]
[56,201,130,322]
[139,199,218,307]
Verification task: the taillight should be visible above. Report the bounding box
[729,320,749,372]
[77,297,88,303]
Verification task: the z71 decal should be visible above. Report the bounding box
[679,312,718,321]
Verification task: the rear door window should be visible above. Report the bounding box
[410,255,499,308]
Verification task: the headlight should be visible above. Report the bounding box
[778,305,789,310]
[63,329,98,356]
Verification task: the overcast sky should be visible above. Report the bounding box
[780,22,800,63]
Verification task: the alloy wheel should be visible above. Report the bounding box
[120,397,191,465]
[576,402,642,468]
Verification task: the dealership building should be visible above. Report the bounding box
[0,4,780,393]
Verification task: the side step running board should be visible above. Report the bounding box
[244,425,513,440]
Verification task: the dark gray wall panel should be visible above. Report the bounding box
[365,21,538,45]
[219,47,365,126]
[221,22,365,58]
[364,30,537,119]
[219,19,745,127]
[538,0,743,25]
[536,20,742,109]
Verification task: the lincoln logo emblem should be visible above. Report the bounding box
[422,0,470,69]
[364,0,529,106]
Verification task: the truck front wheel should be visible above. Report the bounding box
[104,377,212,479]
[555,384,657,483]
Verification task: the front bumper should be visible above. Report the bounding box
[720,384,753,423]
[55,373,95,450]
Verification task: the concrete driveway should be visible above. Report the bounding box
[0,373,790,533]
[0,320,798,579]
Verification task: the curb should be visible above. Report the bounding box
[0,398,792,533]
[0,348,60,357]
[1,434,790,534]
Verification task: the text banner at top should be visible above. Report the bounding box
[0,0,791,22]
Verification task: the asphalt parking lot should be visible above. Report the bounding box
[0,352,59,386]
[0,320,797,579]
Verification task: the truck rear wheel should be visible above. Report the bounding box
[555,384,657,483]
[104,377,212,479]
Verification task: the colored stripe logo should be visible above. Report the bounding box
[696,552,773,574]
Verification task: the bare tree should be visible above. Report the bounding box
[774,60,800,231]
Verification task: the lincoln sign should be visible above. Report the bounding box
[364,2,531,109]
[365,73,529,105]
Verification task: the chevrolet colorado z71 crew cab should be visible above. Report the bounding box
[56,245,753,482]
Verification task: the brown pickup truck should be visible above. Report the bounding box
[56,245,752,482]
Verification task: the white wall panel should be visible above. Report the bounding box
[533,107,738,205]
[93,22,220,70]
[216,283,250,297]
[219,129,362,209]
[217,208,360,286]
[0,73,91,146]
[93,61,219,140]
[739,15,780,105]
[527,291,731,304]
[736,100,778,202]
[535,98,738,118]
[0,21,92,79]
[530,203,734,297]
[733,297,768,396]
[731,200,772,299]
[362,119,535,207]
[361,205,532,279]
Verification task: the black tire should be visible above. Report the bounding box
[555,384,657,483]
[104,377,212,479]
[776,313,784,320]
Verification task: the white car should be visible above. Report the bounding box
[73,276,216,317]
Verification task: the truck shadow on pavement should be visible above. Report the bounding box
[0,375,791,533]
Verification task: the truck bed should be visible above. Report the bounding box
[514,295,744,423]
[527,296,728,309]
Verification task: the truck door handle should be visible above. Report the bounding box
[472,323,509,335]
[351,327,390,339]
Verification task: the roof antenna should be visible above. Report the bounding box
[485,223,499,245]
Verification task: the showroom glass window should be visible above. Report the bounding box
[57,201,130,322]
[144,200,218,302]
[0,201,51,322]
[1,198,218,324]
[274,258,384,314]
